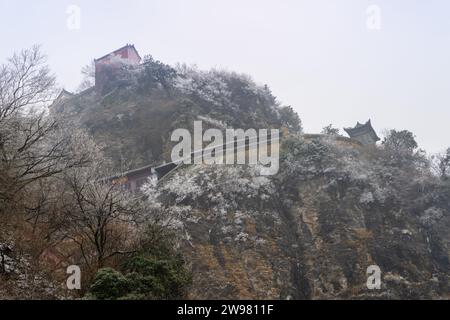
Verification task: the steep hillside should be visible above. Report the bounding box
[144,135,450,299]
[51,55,449,299]
[52,57,300,170]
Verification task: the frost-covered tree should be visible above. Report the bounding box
[381,129,430,171]
[279,106,302,133]
[382,129,418,154]
[77,60,95,92]
[432,148,450,180]
[321,124,340,136]
[138,55,176,91]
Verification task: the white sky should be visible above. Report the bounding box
[1,0,449,153]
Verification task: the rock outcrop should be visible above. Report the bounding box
[146,136,450,299]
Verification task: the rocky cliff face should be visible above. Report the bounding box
[55,56,449,299]
[144,136,450,299]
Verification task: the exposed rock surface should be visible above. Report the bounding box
[146,136,450,299]
[54,57,449,299]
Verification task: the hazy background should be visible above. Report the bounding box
[1,0,449,153]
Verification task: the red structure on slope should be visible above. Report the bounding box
[94,44,141,88]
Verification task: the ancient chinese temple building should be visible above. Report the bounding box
[344,120,380,145]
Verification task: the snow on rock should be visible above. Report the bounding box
[360,191,375,204]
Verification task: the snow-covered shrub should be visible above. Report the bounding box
[360,191,375,205]
[420,207,444,227]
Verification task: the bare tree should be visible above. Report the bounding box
[52,146,146,272]
[77,60,95,92]
[0,45,56,120]
[0,46,90,208]
[431,148,450,180]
